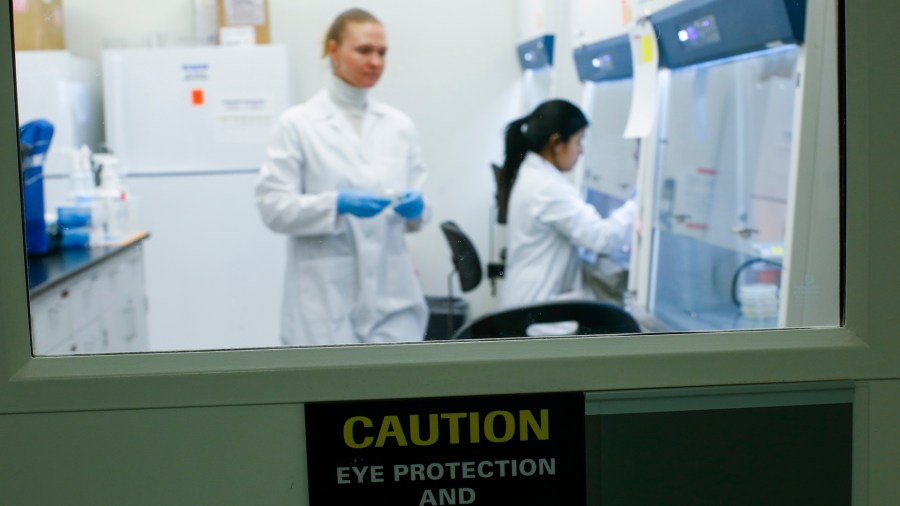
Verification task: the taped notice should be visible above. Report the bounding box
[223,0,265,26]
[219,25,256,46]
[623,20,660,139]
[213,94,273,142]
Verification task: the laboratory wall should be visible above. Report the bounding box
[571,0,631,46]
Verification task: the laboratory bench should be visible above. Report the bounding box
[27,231,151,355]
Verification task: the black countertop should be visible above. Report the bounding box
[27,232,150,297]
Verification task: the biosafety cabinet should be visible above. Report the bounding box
[619,0,838,332]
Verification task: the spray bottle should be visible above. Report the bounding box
[93,153,136,244]
[57,145,101,248]
[57,145,95,226]
[72,145,95,203]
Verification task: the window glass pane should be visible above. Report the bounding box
[13,0,841,355]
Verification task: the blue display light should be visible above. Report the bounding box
[516,34,555,71]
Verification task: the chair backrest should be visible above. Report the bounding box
[440,221,482,292]
[451,299,641,339]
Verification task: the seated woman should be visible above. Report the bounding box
[498,99,636,317]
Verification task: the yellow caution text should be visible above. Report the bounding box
[343,409,549,449]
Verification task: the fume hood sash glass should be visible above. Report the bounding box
[650,46,799,332]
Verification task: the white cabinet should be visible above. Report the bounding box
[30,243,149,355]
[29,288,72,354]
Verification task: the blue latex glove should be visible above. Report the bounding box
[336,189,392,217]
[393,190,425,220]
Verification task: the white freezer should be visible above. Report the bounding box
[128,172,283,351]
[99,44,293,350]
[102,44,292,174]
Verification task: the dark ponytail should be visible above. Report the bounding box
[496,99,589,221]
[499,117,532,195]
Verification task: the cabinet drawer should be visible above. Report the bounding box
[30,289,72,355]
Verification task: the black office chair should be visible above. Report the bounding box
[441,221,482,294]
[450,299,641,340]
[428,221,483,340]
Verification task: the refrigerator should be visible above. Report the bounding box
[101,44,293,351]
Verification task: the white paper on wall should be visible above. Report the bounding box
[219,26,256,46]
[623,19,659,139]
[223,0,265,26]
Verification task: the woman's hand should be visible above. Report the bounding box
[336,189,392,217]
[393,190,424,219]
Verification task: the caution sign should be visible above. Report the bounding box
[305,392,585,505]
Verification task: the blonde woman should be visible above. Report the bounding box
[256,9,429,345]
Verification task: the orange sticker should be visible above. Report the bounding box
[191,89,204,105]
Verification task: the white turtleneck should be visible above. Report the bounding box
[328,74,369,135]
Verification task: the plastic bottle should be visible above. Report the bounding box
[56,145,96,229]
[93,153,131,244]
[60,226,102,250]
[70,145,95,204]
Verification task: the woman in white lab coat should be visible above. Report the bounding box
[499,99,636,311]
[255,9,429,346]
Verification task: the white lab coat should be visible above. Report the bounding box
[501,152,636,310]
[255,90,428,345]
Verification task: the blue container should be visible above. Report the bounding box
[57,205,93,228]
[19,120,55,255]
[60,227,93,250]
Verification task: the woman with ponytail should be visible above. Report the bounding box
[500,99,637,314]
